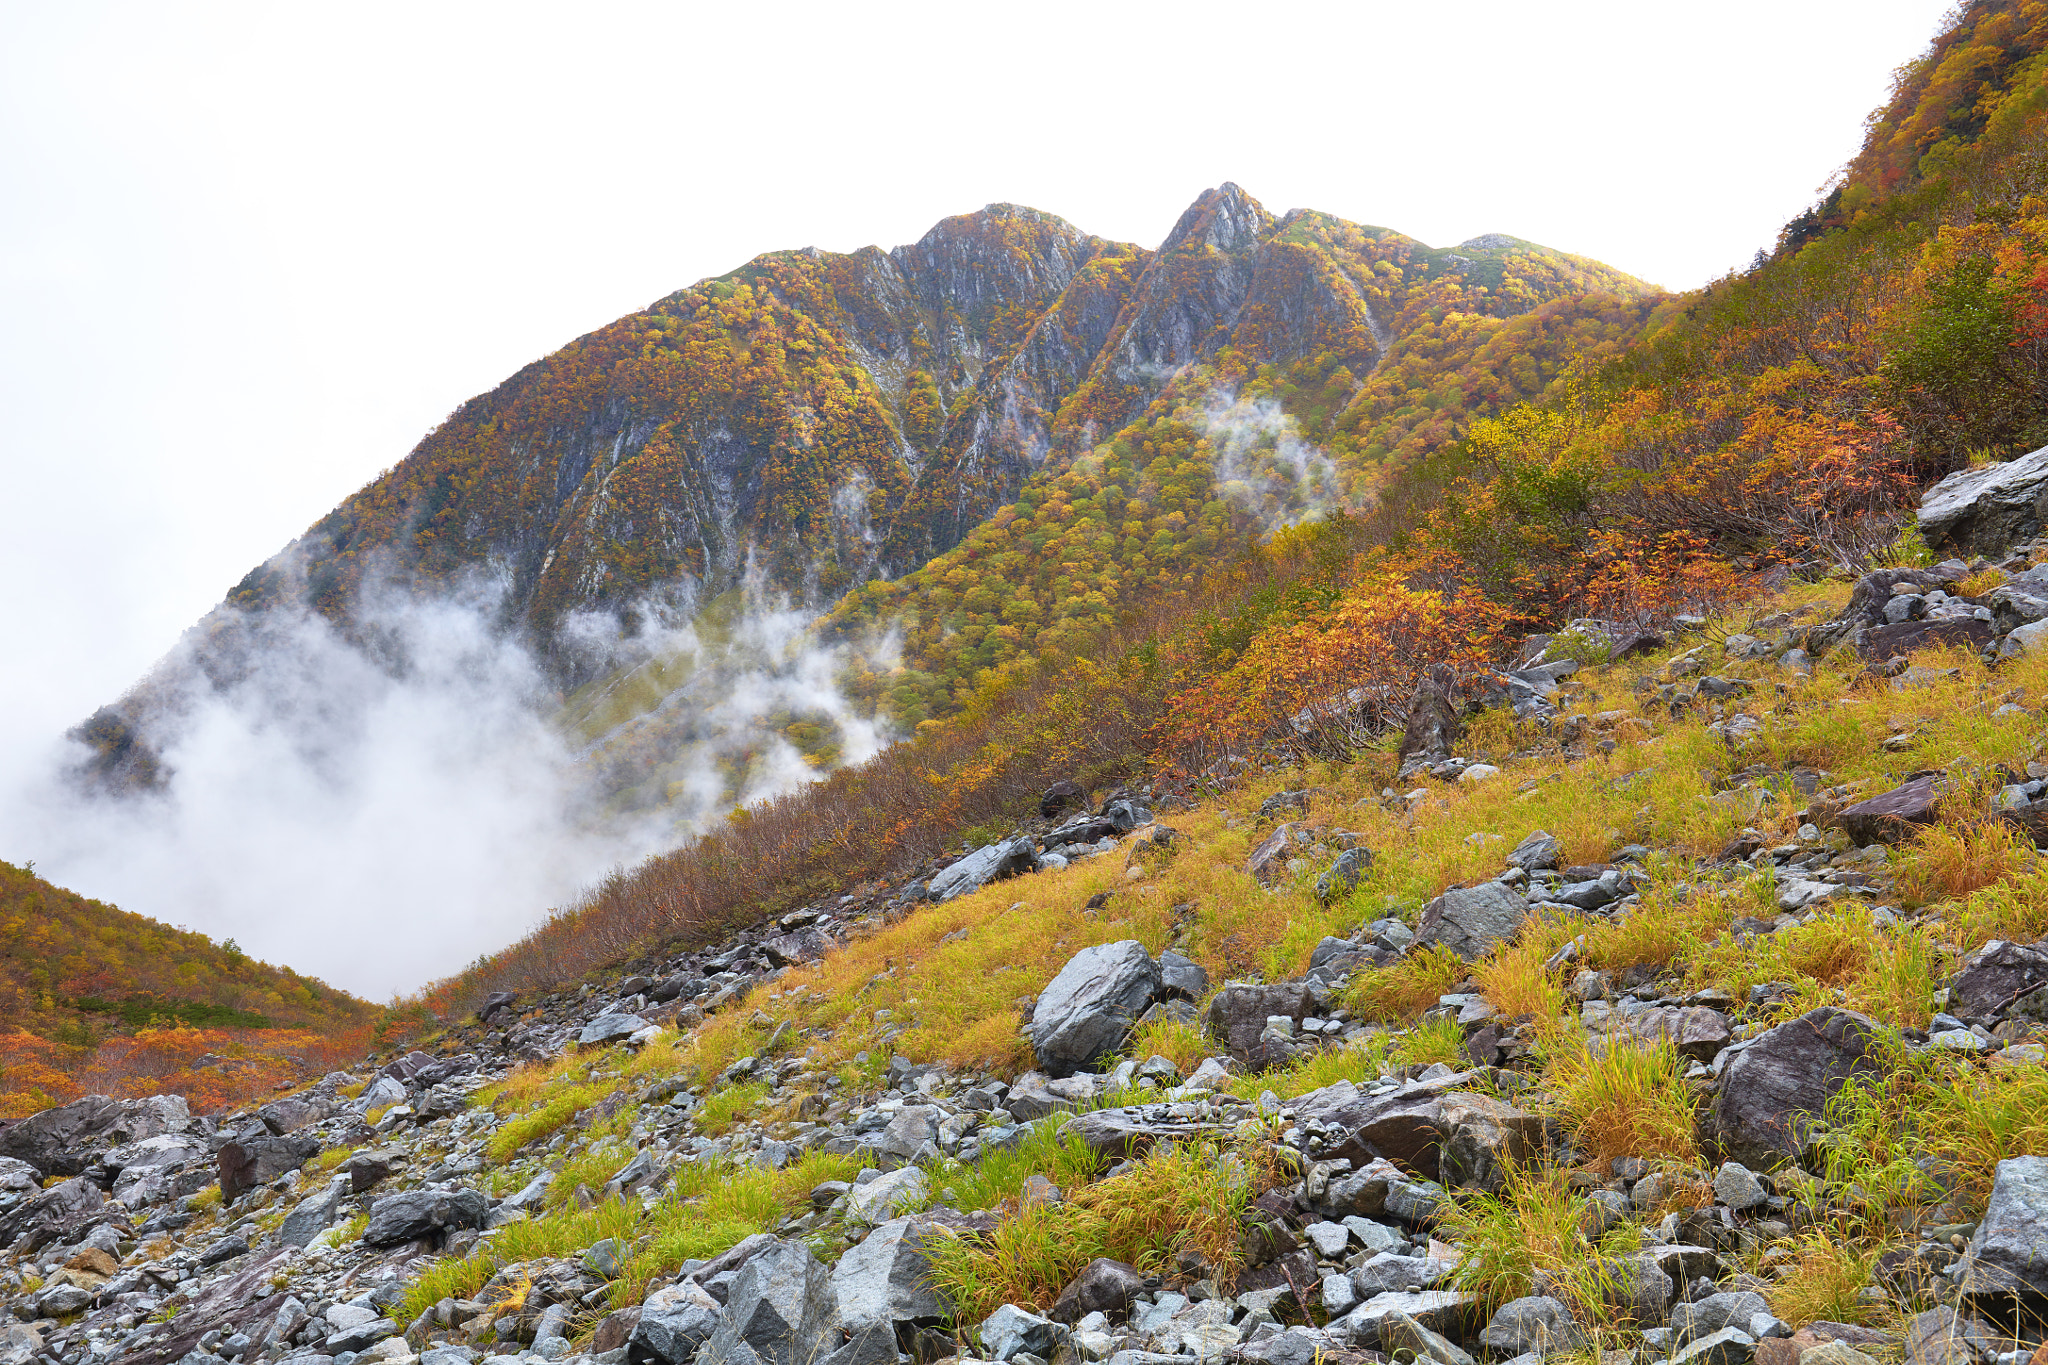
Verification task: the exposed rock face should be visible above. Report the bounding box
[1710,1008,1885,1167]
[360,1187,489,1247]
[1397,664,1464,771]
[1027,941,1162,1077]
[218,1134,320,1201]
[1207,982,1314,1067]
[829,1216,950,1334]
[703,1240,842,1365]
[1918,443,2048,554]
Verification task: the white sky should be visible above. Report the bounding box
[0,0,1955,986]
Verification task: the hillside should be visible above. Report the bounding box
[73,188,1660,812]
[0,860,378,1117]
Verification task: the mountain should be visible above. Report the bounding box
[74,187,1659,804]
[0,859,377,1117]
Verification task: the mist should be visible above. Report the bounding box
[1198,391,1345,531]
[0,574,894,1001]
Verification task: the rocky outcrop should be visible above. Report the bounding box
[1918,443,2048,554]
[1028,941,1164,1077]
[1710,1007,1885,1167]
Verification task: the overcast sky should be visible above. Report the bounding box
[0,0,1956,986]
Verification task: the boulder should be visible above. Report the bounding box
[630,1280,722,1364]
[577,1012,652,1049]
[1917,443,2048,554]
[1836,776,1942,847]
[1247,821,1313,887]
[1396,663,1464,770]
[1669,1327,1758,1365]
[1040,780,1085,818]
[979,1304,1063,1362]
[0,1177,105,1255]
[843,1167,927,1224]
[1288,1071,1498,1173]
[701,1239,841,1365]
[1710,1007,1884,1167]
[1671,1291,1772,1344]
[1414,881,1529,961]
[0,1094,189,1178]
[279,1177,348,1248]
[1957,1155,2048,1298]
[1050,1258,1145,1325]
[1063,1105,1235,1161]
[1335,1292,1484,1350]
[1156,951,1208,1002]
[1712,1163,1769,1213]
[1437,1094,1542,1192]
[1480,1296,1585,1355]
[1506,830,1564,872]
[361,1187,489,1247]
[1207,982,1313,1068]
[930,838,1039,902]
[830,1216,950,1334]
[1858,618,1995,661]
[1619,1005,1734,1061]
[257,1098,325,1135]
[1949,939,2048,1018]
[1315,847,1375,903]
[1028,940,1162,1078]
[1989,566,2048,631]
[218,1135,320,1201]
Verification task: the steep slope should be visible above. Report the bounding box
[78,186,1658,810]
[0,859,377,1116]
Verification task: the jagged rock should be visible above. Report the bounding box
[1350,1252,1454,1297]
[1669,1327,1758,1365]
[257,1097,325,1135]
[280,1176,348,1247]
[1040,780,1085,817]
[1247,821,1313,887]
[1240,1328,1342,1365]
[1335,1292,1484,1350]
[1710,1007,1884,1167]
[1396,663,1463,771]
[701,1239,841,1365]
[1918,442,2048,554]
[1437,1094,1542,1192]
[219,1134,320,1201]
[1064,1105,1235,1160]
[341,1147,402,1194]
[357,1074,407,1109]
[1859,617,1995,661]
[1671,1292,1772,1344]
[831,1215,951,1333]
[478,989,518,1021]
[1836,777,1943,846]
[1950,939,2048,1018]
[1028,940,1162,1078]
[577,1012,652,1048]
[1414,881,1528,960]
[1596,1250,1675,1325]
[1712,1163,1769,1212]
[361,1187,489,1247]
[1315,847,1375,902]
[325,1315,398,1354]
[1619,1005,1734,1061]
[1157,951,1208,1001]
[1902,1306,1995,1365]
[1957,1155,2048,1297]
[0,1175,105,1254]
[1050,1258,1146,1324]
[980,1303,1063,1362]
[1206,981,1313,1068]
[1480,1296,1585,1355]
[870,1105,940,1165]
[844,1167,927,1224]
[0,1094,189,1178]
[1506,830,1564,872]
[930,838,1039,901]
[1290,1073,1496,1172]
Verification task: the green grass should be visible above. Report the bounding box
[928,1120,1103,1213]
[400,1199,642,1323]
[1390,1015,1469,1069]
[486,1082,614,1163]
[1546,1038,1698,1169]
[695,1081,770,1135]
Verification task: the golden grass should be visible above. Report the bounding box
[1893,818,2034,907]
[1346,945,1466,1022]
[1546,1038,1698,1168]
[1949,866,2048,949]
[1125,1013,1213,1075]
[1765,1232,1883,1327]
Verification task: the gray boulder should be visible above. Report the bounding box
[1315,847,1375,902]
[1050,1257,1145,1324]
[1480,1297,1585,1355]
[930,838,1038,901]
[1958,1155,2048,1297]
[1837,776,1943,846]
[631,1280,723,1365]
[979,1304,1063,1362]
[577,1012,651,1048]
[280,1176,349,1247]
[0,1176,104,1255]
[1670,1292,1771,1344]
[702,1240,841,1365]
[1918,443,2048,554]
[1949,939,2048,1018]
[219,1134,320,1201]
[1712,1163,1769,1213]
[1157,951,1208,1001]
[0,1094,189,1178]
[1028,941,1162,1078]
[362,1187,489,1247]
[1206,981,1313,1067]
[830,1216,950,1333]
[1710,1007,1884,1167]
[1505,830,1564,872]
[1669,1327,1757,1365]
[1414,881,1529,960]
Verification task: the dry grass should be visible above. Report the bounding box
[1473,922,1572,1036]
[1948,866,2048,951]
[1847,927,1944,1030]
[1893,818,2034,907]
[1125,1013,1214,1075]
[1546,1038,1698,1169]
[1347,945,1466,1022]
[1766,1232,1883,1327]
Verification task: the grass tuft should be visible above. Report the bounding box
[1547,1038,1698,1168]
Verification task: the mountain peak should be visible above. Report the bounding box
[1159,182,1273,256]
